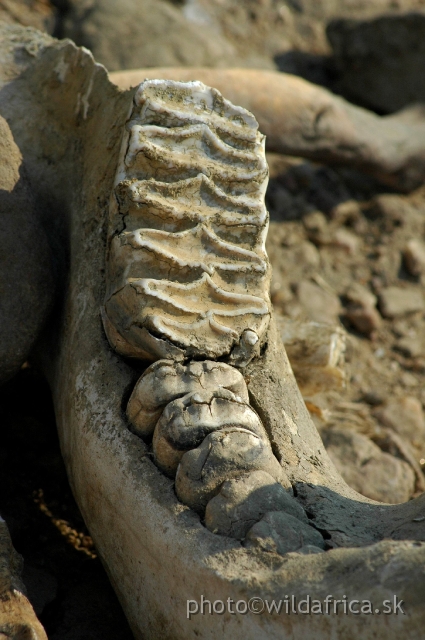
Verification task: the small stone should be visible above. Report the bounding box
[321,428,415,504]
[331,228,359,254]
[373,396,425,451]
[345,283,377,309]
[396,336,423,359]
[303,211,327,233]
[344,283,381,335]
[378,286,424,318]
[404,239,425,277]
[345,306,381,335]
[297,280,341,325]
[291,241,320,267]
[245,511,325,556]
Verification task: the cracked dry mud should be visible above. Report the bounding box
[1,23,425,640]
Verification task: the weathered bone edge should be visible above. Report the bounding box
[3,28,425,638]
[103,79,325,549]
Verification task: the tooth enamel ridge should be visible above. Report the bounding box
[103,78,271,362]
[104,79,321,551]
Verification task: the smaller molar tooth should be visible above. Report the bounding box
[244,330,259,346]
[175,427,291,513]
[244,511,325,556]
[127,359,249,437]
[205,470,305,540]
[152,391,268,476]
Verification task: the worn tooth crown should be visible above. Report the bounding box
[103,79,271,361]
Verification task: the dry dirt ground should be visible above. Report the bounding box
[1,0,425,637]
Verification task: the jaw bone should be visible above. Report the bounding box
[1,26,425,638]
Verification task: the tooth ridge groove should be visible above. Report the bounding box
[104,78,271,361]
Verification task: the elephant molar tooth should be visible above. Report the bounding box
[152,391,268,476]
[175,427,291,513]
[103,79,271,362]
[205,470,305,540]
[127,359,249,437]
[244,511,325,556]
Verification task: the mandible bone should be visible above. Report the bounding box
[5,29,425,640]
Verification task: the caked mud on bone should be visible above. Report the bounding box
[103,79,272,363]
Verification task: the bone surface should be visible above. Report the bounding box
[3,24,425,640]
[110,67,425,192]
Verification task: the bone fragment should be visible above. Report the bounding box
[110,67,425,192]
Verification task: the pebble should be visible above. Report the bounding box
[373,396,425,452]
[321,428,415,504]
[297,280,341,325]
[396,335,423,359]
[331,228,359,254]
[403,239,425,277]
[378,286,424,318]
[344,283,381,335]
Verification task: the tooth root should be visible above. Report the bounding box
[175,428,291,514]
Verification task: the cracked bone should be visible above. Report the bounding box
[127,359,249,438]
[3,23,425,639]
[205,470,308,540]
[152,389,267,476]
[175,427,292,513]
